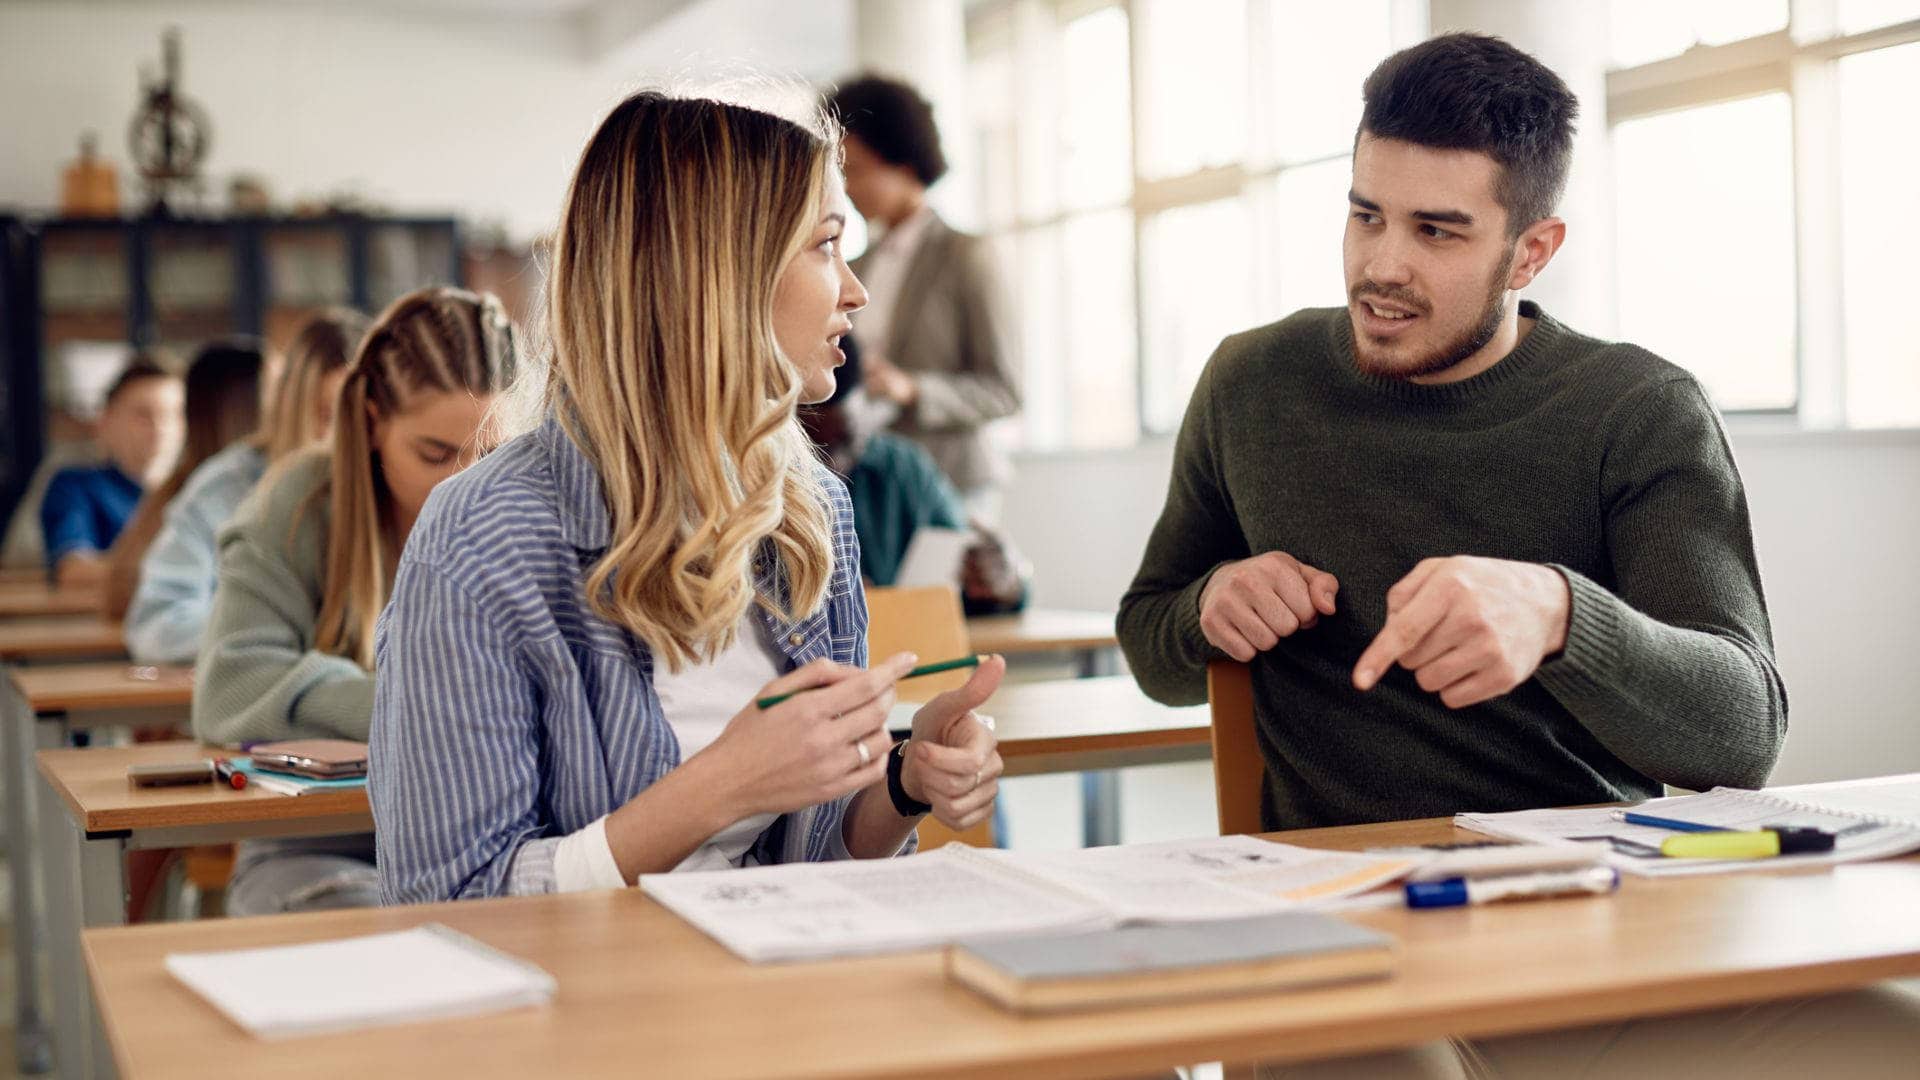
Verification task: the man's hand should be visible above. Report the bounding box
[1353,557,1571,708]
[1198,552,1340,662]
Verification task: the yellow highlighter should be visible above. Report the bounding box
[1660,826,1836,860]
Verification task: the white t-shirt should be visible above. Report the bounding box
[855,202,936,360]
[551,610,787,890]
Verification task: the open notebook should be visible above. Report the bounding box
[1457,773,1920,876]
[640,834,1414,963]
[166,924,555,1039]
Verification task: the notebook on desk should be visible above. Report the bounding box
[165,924,555,1039]
[1457,774,1920,876]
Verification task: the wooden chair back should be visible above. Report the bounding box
[1208,660,1264,836]
[865,583,992,849]
[865,584,972,700]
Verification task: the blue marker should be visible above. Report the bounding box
[1612,810,1729,833]
[1406,866,1620,909]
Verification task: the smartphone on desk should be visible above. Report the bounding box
[128,761,214,787]
[248,739,369,780]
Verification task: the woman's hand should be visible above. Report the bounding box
[703,652,919,820]
[902,655,1006,831]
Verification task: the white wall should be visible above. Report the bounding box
[0,0,854,242]
[1001,427,1920,787]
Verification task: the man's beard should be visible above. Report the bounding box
[1350,250,1514,381]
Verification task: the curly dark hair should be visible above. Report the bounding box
[1359,33,1579,237]
[828,74,948,186]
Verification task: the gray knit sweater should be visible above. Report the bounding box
[192,449,374,746]
[1118,302,1786,830]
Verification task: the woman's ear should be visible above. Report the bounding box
[365,398,387,448]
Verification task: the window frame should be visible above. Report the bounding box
[1605,2,1920,427]
[963,0,1426,450]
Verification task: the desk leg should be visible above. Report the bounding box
[3,684,53,1073]
[37,766,125,1080]
[1076,647,1124,847]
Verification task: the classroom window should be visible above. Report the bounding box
[1608,0,1789,68]
[1140,197,1257,433]
[1836,39,1920,427]
[1836,0,1920,34]
[1607,2,1920,426]
[965,0,1416,449]
[1612,94,1798,412]
[1136,0,1249,180]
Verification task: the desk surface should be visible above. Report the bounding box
[38,741,370,836]
[966,609,1117,657]
[0,580,103,618]
[9,661,194,713]
[984,675,1207,764]
[0,615,127,662]
[83,816,1920,1080]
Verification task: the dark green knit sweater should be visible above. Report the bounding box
[1117,301,1786,830]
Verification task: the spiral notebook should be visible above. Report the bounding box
[1457,773,1920,876]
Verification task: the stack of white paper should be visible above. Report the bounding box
[166,924,556,1039]
[1457,774,1920,877]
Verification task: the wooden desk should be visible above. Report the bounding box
[38,742,373,1080]
[0,580,103,618]
[966,608,1118,674]
[0,616,128,663]
[3,665,194,1076]
[969,675,1209,777]
[80,816,1920,1080]
[964,610,1128,847]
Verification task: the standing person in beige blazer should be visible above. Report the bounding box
[830,74,1021,522]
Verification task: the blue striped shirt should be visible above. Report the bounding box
[371,417,881,904]
[126,442,268,664]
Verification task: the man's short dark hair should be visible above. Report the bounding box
[829,74,949,187]
[1358,33,1578,236]
[102,354,174,407]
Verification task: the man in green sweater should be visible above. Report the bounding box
[1120,32,1784,831]
[1120,32,1919,1079]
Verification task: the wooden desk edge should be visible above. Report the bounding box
[35,748,372,834]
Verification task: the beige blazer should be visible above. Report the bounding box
[853,214,1021,493]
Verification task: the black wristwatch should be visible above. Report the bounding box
[887,739,932,818]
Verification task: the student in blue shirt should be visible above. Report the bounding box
[103,340,267,626]
[40,358,183,587]
[372,92,1006,903]
[117,311,368,664]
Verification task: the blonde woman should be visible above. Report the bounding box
[194,288,516,915]
[261,307,367,461]
[372,91,1004,904]
[120,310,369,664]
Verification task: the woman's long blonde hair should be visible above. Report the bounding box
[264,308,370,461]
[545,90,836,672]
[313,287,518,667]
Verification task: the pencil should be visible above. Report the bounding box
[756,654,984,710]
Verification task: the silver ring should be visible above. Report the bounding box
[972,768,982,790]
[856,740,872,768]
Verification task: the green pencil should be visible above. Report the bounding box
[756,654,984,710]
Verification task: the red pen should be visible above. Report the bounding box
[212,757,247,791]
